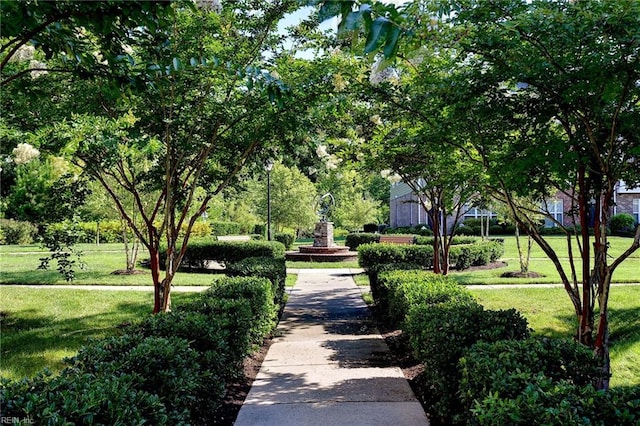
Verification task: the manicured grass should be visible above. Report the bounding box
[471,285,640,388]
[0,287,200,380]
[468,235,640,285]
[0,243,223,286]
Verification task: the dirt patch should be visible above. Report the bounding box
[211,337,273,425]
[110,269,147,275]
[500,271,544,278]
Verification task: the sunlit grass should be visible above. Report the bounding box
[0,244,224,286]
[471,286,640,388]
[0,287,200,380]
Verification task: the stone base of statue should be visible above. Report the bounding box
[285,221,358,262]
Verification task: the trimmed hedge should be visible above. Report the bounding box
[358,243,434,292]
[471,378,640,425]
[1,275,279,425]
[274,232,295,250]
[226,256,287,308]
[358,239,503,286]
[449,240,504,270]
[377,270,475,325]
[168,239,285,269]
[345,232,380,250]
[405,302,531,424]
[0,370,169,425]
[414,235,480,246]
[460,338,636,425]
[210,221,242,236]
[65,335,204,422]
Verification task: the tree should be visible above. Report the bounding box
[310,0,640,385]
[253,162,317,236]
[367,118,483,274]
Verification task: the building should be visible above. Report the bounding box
[390,181,640,230]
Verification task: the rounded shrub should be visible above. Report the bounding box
[226,256,287,307]
[345,232,379,250]
[378,270,475,325]
[65,335,206,422]
[274,232,295,250]
[0,219,38,244]
[610,213,637,235]
[0,371,169,425]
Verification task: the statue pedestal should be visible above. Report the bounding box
[313,221,335,247]
[286,221,357,262]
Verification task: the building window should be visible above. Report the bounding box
[463,205,496,220]
[544,199,564,227]
[633,199,640,224]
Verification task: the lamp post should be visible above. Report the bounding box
[265,159,274,241]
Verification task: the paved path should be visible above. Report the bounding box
[234,269,429,426]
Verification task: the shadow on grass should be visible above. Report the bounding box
[0,301,151,380]
[609,306,640,351]
[530,305,640,352]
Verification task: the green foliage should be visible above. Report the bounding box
[0,219,37,244]
[274,232,295,250]
[226,256,287,308]
[38,219,86,281]
[65,335,203,422]
[345,232,380,250]
[405,301,530,424]
[471,379,640,426]
[377,270,475,325]
[414,236,479,246]
[462,339,636,425]
[257,163,317,235]
[166,239,286,270]
[0,370,169,425]
[3,272,280,424]
[210,221,242,236]
[459,338,608,415]
[449,240,504,270]
[357,242,434,294]
[610,213,637,236]
[207,276,277,346]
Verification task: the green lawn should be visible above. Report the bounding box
[0,243,222,286]
[1,236,638,386]
[471,285,640,388]
[0,287,200,380]
[2,236,637,285]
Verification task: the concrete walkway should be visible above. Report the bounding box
[234,268,429,426]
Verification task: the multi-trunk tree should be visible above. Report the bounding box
[311,0,640,386]
[3,0,344,313]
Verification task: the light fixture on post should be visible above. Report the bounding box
[265,159,274,241]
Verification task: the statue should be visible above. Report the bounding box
[313,193,335,247]
[315,193,335,222]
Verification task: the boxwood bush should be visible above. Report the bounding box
[2,273,281,425]
[345,232,380,250]
[206,276,277,347]
[358,243,434,294]
[0,370,169,425]
[274,232,295,250]
[226,256,287,308]
[405,301,530,424]
[377,270,475,325]
[65,335,206,423]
